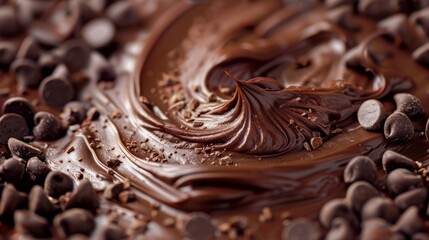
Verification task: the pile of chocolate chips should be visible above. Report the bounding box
[0,0,147,238]
[282,150,429,240]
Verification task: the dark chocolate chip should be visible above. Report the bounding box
[54,208,95,237]
[357,99,387,131]
[0,6,21,37]
[0,113,21,145]
[393,206,424,236]
[29,24,64,47]
[319,198,358,228]
[82,18,116,49]
[29,185,59,219]
[102,225,126,240]
[343,155,377,184]
[14,210,51,238]
[0,157,25,183]
[281,218,320,240]
[61,101,87,127]
[377,14,418,49]
[410,8,429,38]
[382,150,418,173]
[88,52,116,82]
[103,182,125,200]
[184,212,215,240]
[65,179,99,212]
[345,181,379,212]
[33,112,63,140]
[56,40,91,72]
[44,171,74,198]
[26,157,51,185]
[361,218,397,240]
[0,41,16,65]
[325,217,354,240]
[361,197,400,223]
[8,138,42,160]
[412,42,429,67]
[106,1,140,27]
[38,53,62,77]
[386,168,422,196]
[86,107,100,121]
[393,93,424,118]
[2,97,36,128]
[394,187,428,211]
[16,37,41,61]
[384,112,414,142]
[11,59,43,89]
[358,0,400,19]
[39,65,74,109]
[0,184,27,219]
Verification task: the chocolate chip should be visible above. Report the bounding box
[382,150,418,173]
[325,218,354,240]
[106,1,140,27]
[11,58,43,89]
[410,8,429,37]
[26,157,51,185]
[44,171,74,198]
[39,65,74,108]
[361,197,400,223]
[319,199,358,228]
[0,113,29,145]
[102,225,126,240]
[38,53,62,77]
[412,42,429,67]
[384,112,414,142]
[56,40,91,72]
[29,185,59,220]
[393,93,424,118]
[0,6,21,37]
[386,168,422,196]
[358,0,400,19]
[16,37,41,61]
[345,181,379,212]
[184,212,215,240]
[8,138,42,160]
[33,112,62,140]
[394,188,428,211]
[65,179,99,212]
[0,184,27,219]
[88,52,116,82]
[2,97,36,128]
[82,18,116,49]
[86,107,100,121]
[357,100,386,131]
[343,155,377,184]
[281,218,320,240]
[0,158,25,183]
[54,208,95,237]
[377,14,417,49]
[61,101,87,127]
[0,41,16,65]
[14,210,51,238]
[361,218,397,240]
[103,182,126,200]
[393,206,424,236]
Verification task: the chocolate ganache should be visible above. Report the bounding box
[3,0,429,239]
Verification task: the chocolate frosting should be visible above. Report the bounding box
[4,0,429,238]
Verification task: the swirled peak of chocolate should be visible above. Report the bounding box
[133,0,412,155]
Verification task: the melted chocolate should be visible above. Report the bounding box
[4,0,429,239]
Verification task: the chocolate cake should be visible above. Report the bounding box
[1,0,429,239]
